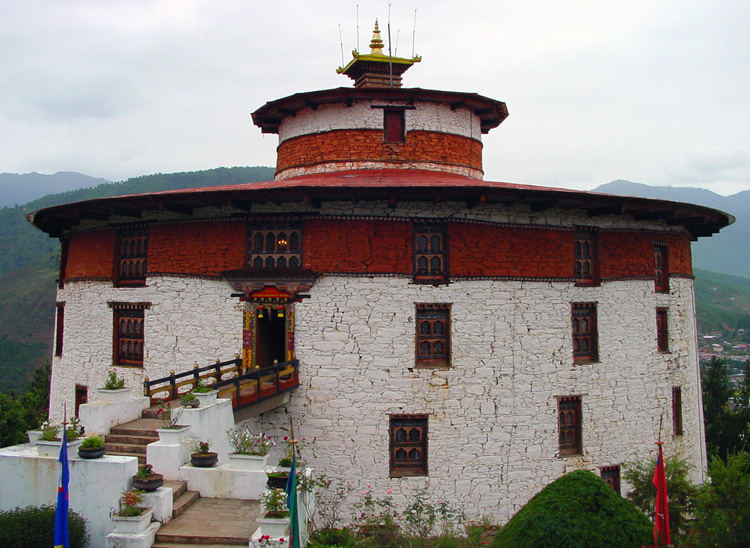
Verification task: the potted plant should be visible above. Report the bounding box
[131,464,164,491]
[227,427,275,470]
[36,420,85,457]
[179,391,199,408]
[278,435,305,468]
[190,440,218,467]
[111,489,153,534]
[155,401,190,443]
[192,379,218,406]
[78,435,106,459]
[99,370,132,402]
[257,488,290,538]
[266,471,290,489]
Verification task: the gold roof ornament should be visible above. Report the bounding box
[337,19,421,88]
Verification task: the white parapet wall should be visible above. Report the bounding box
[0,444,139,548]
[79,395,151,436]
[179,464,268,499]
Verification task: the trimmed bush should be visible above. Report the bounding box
[0,504,88,548]
[492,470,651,548]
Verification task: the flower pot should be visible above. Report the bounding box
[36,438,83,458]
[194,390,218,407]
[191,451,219,467]
[266,473,289,489]
[112,508,153,534]
[156,425,190,444]
[132,473,164,491]
[78,446,106,459]
[98,387,133,403]
[257,513,290,538]
[228,453,270,471]
[27,430,43,444]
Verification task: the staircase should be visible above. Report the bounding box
[104,408,162,464]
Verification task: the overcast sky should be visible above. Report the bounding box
[1,0,748,195]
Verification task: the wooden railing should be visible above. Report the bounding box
[143,358,300,411]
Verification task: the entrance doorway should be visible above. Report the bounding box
[75,384,88,418]
[254,307,287,368]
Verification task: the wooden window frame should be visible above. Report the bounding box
[383,109,406,143]
[415,303,451,368]
[413,224,448,283]
[55,302,65,357]
[657,308,669,352]
[116,229,148,287]
[654,243,669,293]
[600,465,621,494]
[572,302,598,363]
[672,386,683,436]
[558,395,582,456]
[248,224,302,270]
[390,414,428,477]
[574,230,599,286]
[109,302,151,367]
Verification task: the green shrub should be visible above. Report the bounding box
[309,527,360,547]
[0,504,88,548]
[492,470,651,548]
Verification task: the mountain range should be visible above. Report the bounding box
[0,171,110,208]
[0,169,747,393]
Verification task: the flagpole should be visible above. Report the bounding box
[54,404,71,548]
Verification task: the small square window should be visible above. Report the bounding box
[117,229,148,287]
[416,304,450,367]
[600,465,621,494]
[390,414,428,477]
[558,396,582,456]
[574,230,599,286]
[248,225,302,269]
[109,302,150,367]
[384,109,405,143]
[572,303,598,363]
[413,224,448,283]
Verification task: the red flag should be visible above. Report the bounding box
[652,443,671,547]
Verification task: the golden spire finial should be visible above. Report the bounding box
[369,19,385,55]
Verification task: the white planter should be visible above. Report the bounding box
[112,508,153,534]
[27,430,43,444]
[257,514,290,538]
[194,390,218,407]
[98,388,133,403]
[227,453,270,470]
[156,426,191,444]
[36,438,83,458]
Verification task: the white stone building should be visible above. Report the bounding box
[29,28,733,521]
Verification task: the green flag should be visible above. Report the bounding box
[285,454,300,548]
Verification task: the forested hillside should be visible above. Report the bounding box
[0,166,274,392]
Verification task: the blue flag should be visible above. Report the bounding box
[54,427,70,548]
[285,454,300,548]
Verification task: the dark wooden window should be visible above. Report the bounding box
[58,237,69,289]
[118,230,148,286]
[574,230,599,286]
[413,224,448,283]
[672,386,683,436]
[75,385,88,418]
[558,396,582,456]
[572,303,598,363]
[384,109,405,143]
[654,243,669,293]
[416,304,450,367]
[55,303,65,357]
[248,226,302,269]
[601,465,621,493]
[390,414,428,477]
[110,302,150,367]
[657,308,669,352]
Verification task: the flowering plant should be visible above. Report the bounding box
[156,401,184,429]
[39,420,59,441]
[227,426,275,456]
[190,439,211,454]
[253,534,285,547]
[193,378,215,393]
[38,418,84,441]
[278,435,305,467]
[103,370,125,390]
[116,489,145,517]
[352,485,398,529]
[261,488,289,518]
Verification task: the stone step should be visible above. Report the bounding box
[152,543,247,548]
[173,490,200,518]
[154,533,249,546]
[104,442,148,456]
[105,434,159,445]
[164,480,188,500]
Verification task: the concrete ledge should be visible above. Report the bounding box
[179,464,268,499]
[105,521,160,548]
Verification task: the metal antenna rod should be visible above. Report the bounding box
[356,4,360,52]
[388,3,393,86]
[339,24,345,66]
[412,9,417,58]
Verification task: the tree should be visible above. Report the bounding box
[702,357,750,461]
[0,361,50,448]
[685,452,750,548]
[623,455,697,544]
[492,470,651,548]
